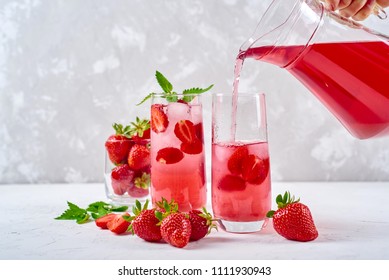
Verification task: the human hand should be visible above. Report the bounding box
[324,0,389,20]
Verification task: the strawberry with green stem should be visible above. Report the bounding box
[129,117,150,143]
[188,208,217,241]
[127,172,150,198]
[128,200,162,242]
[154,198,191,248]
[267,191,318,242]
[105,123,133,164]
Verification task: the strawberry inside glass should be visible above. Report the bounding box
[150,95,206,212]
[212,142,271,222]
[104,120,151,204]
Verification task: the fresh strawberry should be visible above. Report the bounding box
[127,172,150,198]
[160,213,191,248]
[241,154,268,184]
[180,139,202,154]
[127,144,150,171]
[267,192,318,242]
[227,146,249,175]
[107,213,131,234]
[111,164,134,195]
[151,104,169,133]
[156,147,184,164]
[130,200,162,242]
[188,208,217,241]
[105,134,132,165]
[218,174,246,192]
[95,213,117,229]
[174,120,197,143]
[130,117,151,143]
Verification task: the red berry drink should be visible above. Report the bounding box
[212,93,271,233]
[212,141,271,223]
[241,41,389,139]
[150,94,206,212]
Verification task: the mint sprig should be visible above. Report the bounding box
[155,70,173,93]
[55,201,129,223]
[55,202,90,224]
[137,70,214,105]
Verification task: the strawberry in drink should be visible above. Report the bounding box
[212,141,271,222]
[150,97,207,212]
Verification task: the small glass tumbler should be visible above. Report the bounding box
[212,93,271,233]
[150,93,207,212]
[104,138,150,205]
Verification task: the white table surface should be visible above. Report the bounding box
[1,182,388,260]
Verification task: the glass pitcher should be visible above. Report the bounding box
[239,0,389,139]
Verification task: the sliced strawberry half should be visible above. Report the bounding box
[218,175,246,192]
[111,164,134,195]
[151,104,169,133]
[107,213,131,234]
[227,146,249,175]
[194,123,203,141]
[180,139,202,155]
[241,154,268,184]
[156,147,184,164]
[95,213,117,229]
[174,120,197,143]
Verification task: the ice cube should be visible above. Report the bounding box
[166,102,191,124]
[190,104,203,125]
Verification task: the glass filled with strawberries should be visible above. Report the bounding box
[104,118,151,205]
[150,93,207,212]
[212,93,271,233]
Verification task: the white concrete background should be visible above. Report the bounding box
[1,0,388,183]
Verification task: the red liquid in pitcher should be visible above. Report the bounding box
[241,41,389,139]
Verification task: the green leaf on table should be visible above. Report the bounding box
[55,201,90,224]
[86,201,128,218]
[86,201,110,213]
[55,201,129,223]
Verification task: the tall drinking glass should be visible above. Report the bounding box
[212,93,271,233]
[150,93,207,212]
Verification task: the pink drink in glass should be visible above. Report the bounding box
[212,92,270,232]
[212,141,271,222]
[150,95,206,212]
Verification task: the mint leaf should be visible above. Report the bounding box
[87,201,128,218]
[55,201,90,224]
[155,71,173,93]
[136,92,153,106]
[182,84,214,102]
[56,201,129,223]
[86,201,110,213]
[138,71,215,105]
[183,84,214,95]
[165,92,178,102]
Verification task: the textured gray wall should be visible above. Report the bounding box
[1,0,388,184]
